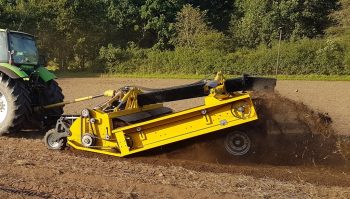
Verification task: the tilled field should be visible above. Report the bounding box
[0,77,350,198]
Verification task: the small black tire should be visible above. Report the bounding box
[224,130,252,156]
[44,129,66,150]
[0,73,31,135]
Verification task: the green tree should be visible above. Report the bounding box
[174,5,209,48]
[333,0,350,27]
[278,0,340,39]
[230,0,339,48]
[328,0,350,36]
[174,4,228,51]
[185,0,235,31]
[53,0,108,70]
[229,0,277,48]
[140,0,184,49]
[105,0,143,47]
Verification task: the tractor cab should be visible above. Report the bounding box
[0,29,39,66]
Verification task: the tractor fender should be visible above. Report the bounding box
[36,67,56,82]
[0,64,28,79]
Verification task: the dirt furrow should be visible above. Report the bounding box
[1,78,350,198]
[1,137,350,198]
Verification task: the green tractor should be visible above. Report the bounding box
[0,29,64,135]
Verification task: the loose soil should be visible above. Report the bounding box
[0,77,349,198]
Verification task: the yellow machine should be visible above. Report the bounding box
[44,73,276,157]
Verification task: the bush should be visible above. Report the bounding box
[314,40,345,75]
[343,45,350,74]
[225,38,348,75]
[100,38,349,75]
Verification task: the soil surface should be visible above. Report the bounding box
[276,80,350,136]
[0,77,350,198]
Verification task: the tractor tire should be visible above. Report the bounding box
[0,73,31,135]
[37,80,64,128]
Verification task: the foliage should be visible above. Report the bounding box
[327,0,350,36]
[99,42,148,73]
[174,5,229,51]
[230,0,339,48]
[344,50,350,73]
[0,0,347,76]
[174,4,209,48]
[185,0,235,31]
[100,38,349,75]
[229,0,277,48]
[330,0,350,27]
[140,0,184,49]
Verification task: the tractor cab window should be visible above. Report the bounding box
[0,32,7,62]
[9,33,38,65]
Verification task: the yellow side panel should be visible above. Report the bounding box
[67,94,258,157]
[119,95,257,156]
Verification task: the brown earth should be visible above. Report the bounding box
[0,77,350,198]
[276,81,350,136]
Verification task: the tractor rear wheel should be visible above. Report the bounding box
[0,73,31,135]
[36,80,64,128]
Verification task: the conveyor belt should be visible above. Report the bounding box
[137,75,276,106]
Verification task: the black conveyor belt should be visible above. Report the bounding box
[137,75,276,106]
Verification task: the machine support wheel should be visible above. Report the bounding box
[224,130,252,156]
[0,73,31,135]
[44,129,67,150]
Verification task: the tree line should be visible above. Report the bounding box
[0,0,348,75]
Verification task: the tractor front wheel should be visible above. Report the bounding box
[0,73,31,135]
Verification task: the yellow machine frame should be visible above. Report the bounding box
[43,72,276,157]
[67,93,257,157]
